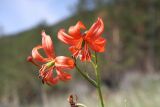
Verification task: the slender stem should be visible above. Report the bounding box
[75,64,97,87]
[94,52,105,107]
[95,52,98,64]
[96,69,104,107]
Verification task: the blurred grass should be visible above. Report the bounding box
[24,73,160,107]
[106,73,160,107]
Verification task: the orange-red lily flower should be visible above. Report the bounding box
[58,17,106,61]
[27,31,74,85]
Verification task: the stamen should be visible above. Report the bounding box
[42,79,45,84]
[27,56,41,67]
[38,75,41,79]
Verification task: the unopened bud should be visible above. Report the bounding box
[27,56,40,67]
[27,56,33,62]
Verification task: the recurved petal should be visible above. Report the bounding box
[85,17,104,39]
[89,37,106,52]
[43,69,58,85]
[56,68,72,81]
[32,45,48,62]
[55,56,75,69]
[42,31,55,58]
[68,21,86,39]
[58,29,80,46]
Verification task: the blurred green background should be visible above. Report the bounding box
[0,0,160,107]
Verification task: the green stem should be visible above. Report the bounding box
[75,64,97,87]
[96,69,104,107]
[94,52,105,107]
[95,52,98,64]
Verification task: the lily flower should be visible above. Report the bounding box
[58,17,106,61]
[27,31,74,85]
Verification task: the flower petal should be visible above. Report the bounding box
[85,17,104,40]
[68,21,86,39]
[42,31,55,58]
[56,68,72,81]
[32,45,49,62]
[89,37,106,52]
[58,29,81,46]
[55,56,75,69]
[43,69,58,85]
